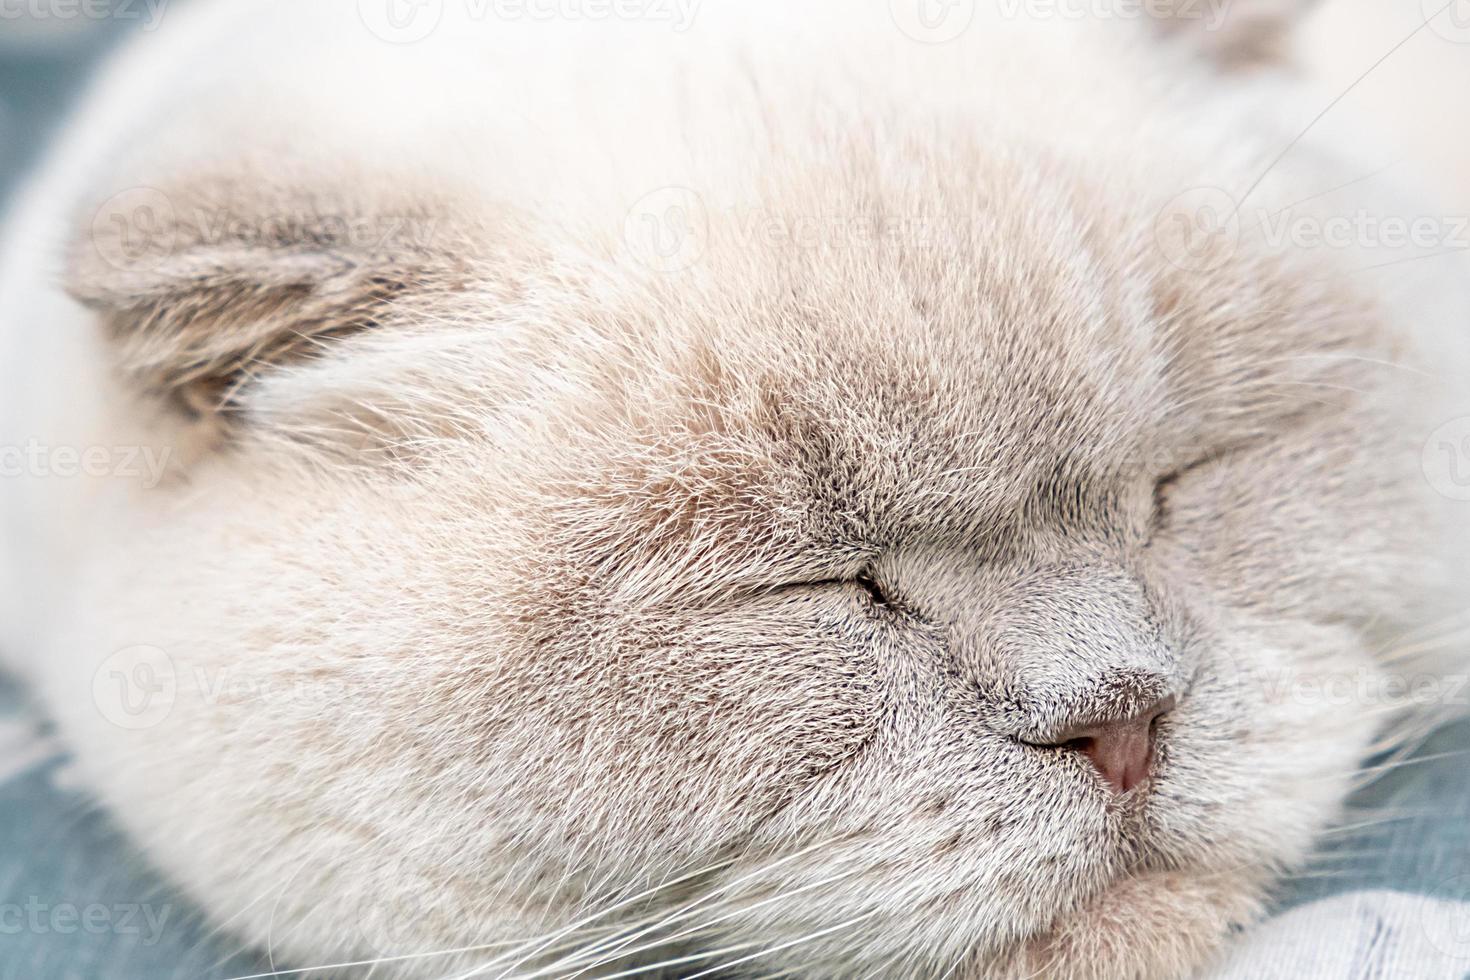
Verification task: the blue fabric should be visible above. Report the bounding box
[0,683,269,979]
[1287,720,1470,908]
[2,16,1468,980]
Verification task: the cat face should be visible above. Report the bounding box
[27,1,1459,978]
[326,173,1408,978]
[69,154,1427,979]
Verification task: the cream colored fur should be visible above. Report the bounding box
[1,1,1468,977]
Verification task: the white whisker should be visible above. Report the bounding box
[670,912,880,980]
[539,865,865,979]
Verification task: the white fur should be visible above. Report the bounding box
[2,1,1468,977]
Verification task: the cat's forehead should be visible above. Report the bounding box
[548,165,1385,565]
[664,169,1157,419]
[642,218,1140,478]
[422,136,1385,593]
[549,266,1151,573]
[676,151,1379,456]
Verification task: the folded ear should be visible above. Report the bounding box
[67,173,475,421]
[1152,0,1318,67]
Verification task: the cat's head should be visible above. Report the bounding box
[56,1,1460,976]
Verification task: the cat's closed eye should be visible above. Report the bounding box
[1151,468,1185,533]
[1149,448,1236,534]
[773,567,893,609]
[853,568,892,608]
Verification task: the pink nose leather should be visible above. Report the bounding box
[1046,696,1175,794]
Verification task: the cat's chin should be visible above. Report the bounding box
[976,869,1266,980]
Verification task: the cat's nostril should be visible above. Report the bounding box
[1035,696,1175,795]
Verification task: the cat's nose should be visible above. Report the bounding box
[1039,696,1175,794]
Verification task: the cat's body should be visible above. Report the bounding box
[1,1,1468,977]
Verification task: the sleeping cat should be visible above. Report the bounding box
[1,0,1467,977]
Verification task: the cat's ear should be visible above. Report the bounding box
[66,174,481,423]
[1152,0,1319,67]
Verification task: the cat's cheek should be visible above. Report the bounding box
[985,868,1268,980]
[1139,625,1381,891]
[486,597,886,865]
